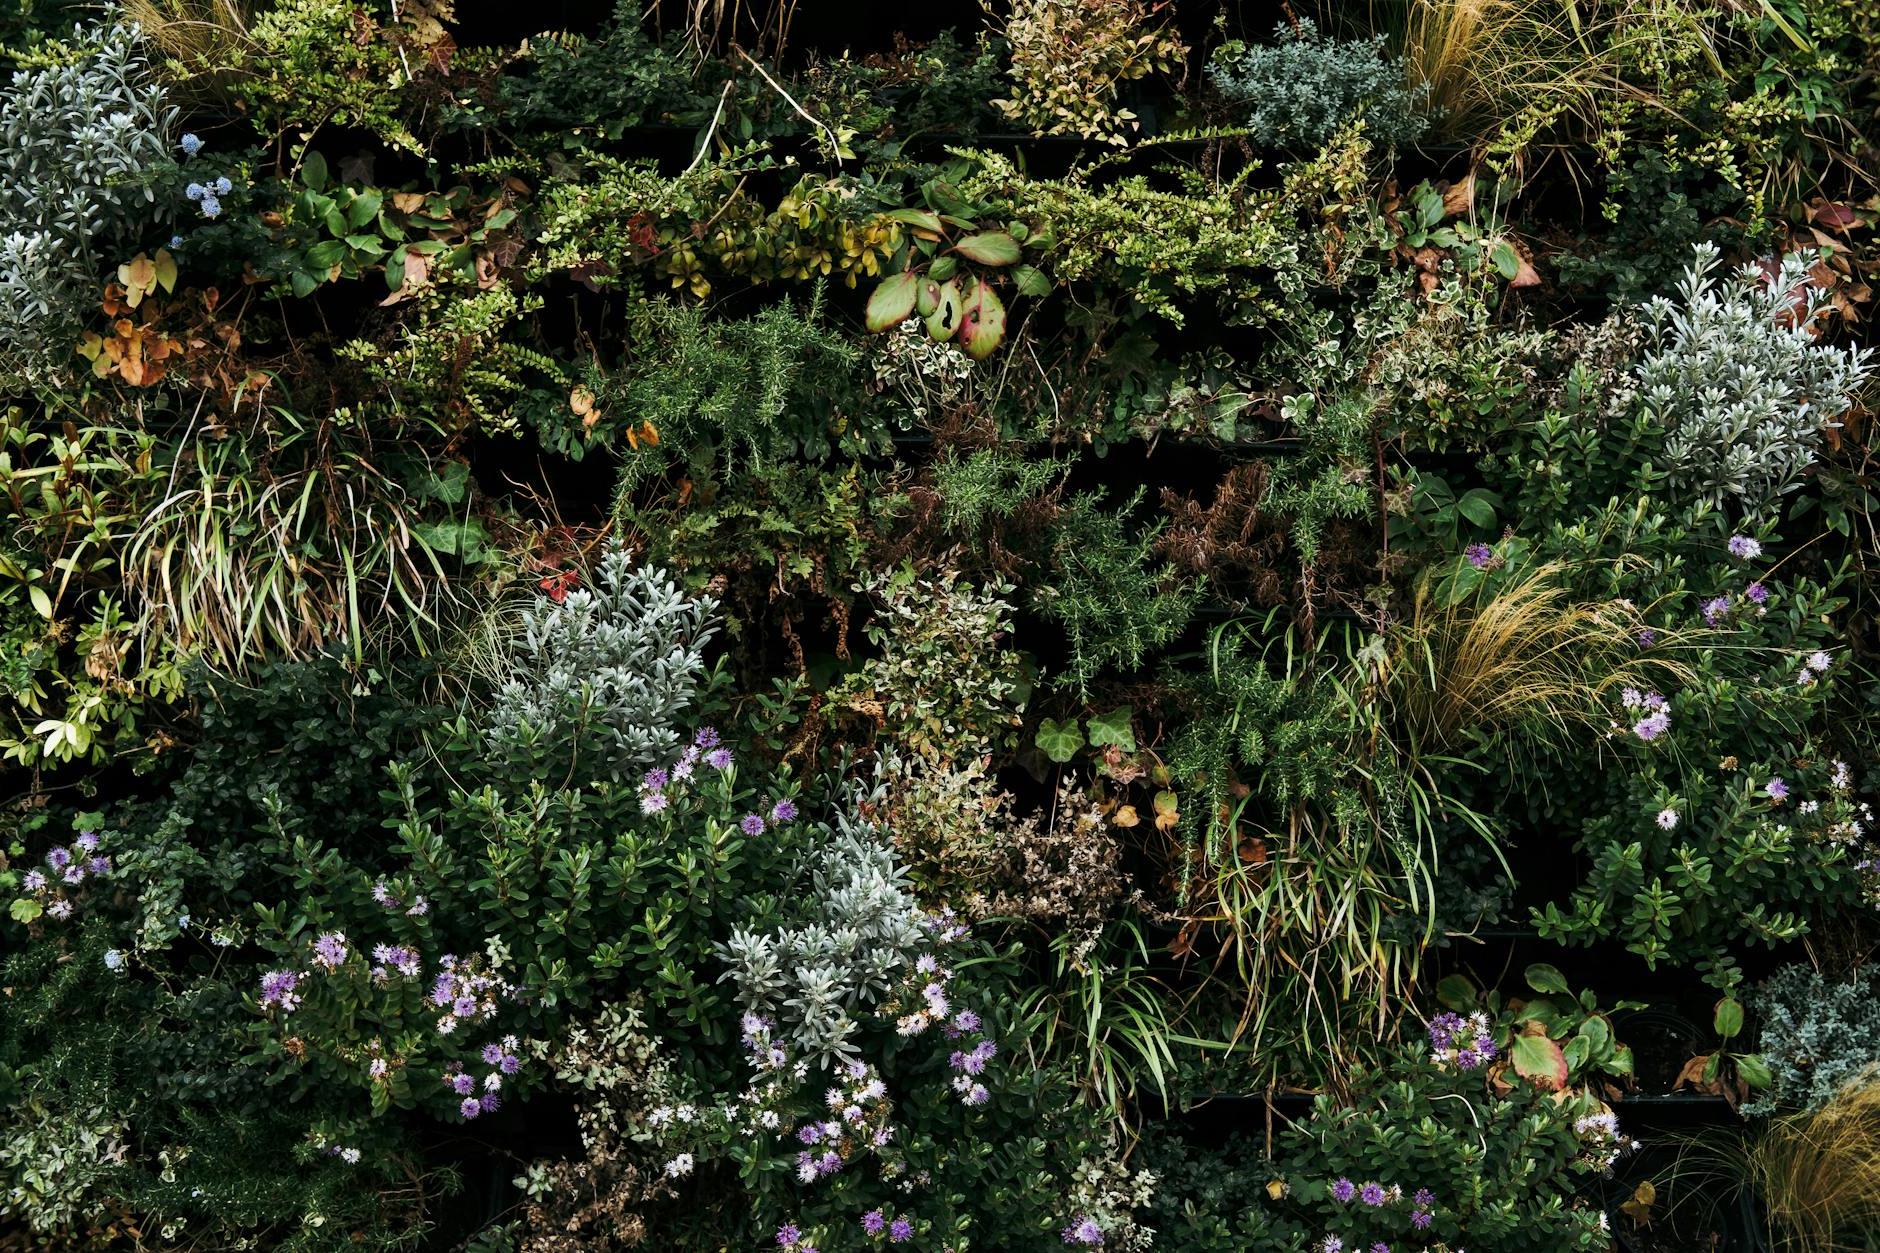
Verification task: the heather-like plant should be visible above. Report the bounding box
[486,547,719,781]
[1208,21,1427,151]
[0,22,176,379]
[1634,243,1871,515]
[1745,965,1880,1116]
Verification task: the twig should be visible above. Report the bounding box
[734,44,843,164]
[686,79,737,174]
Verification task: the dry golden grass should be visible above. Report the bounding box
[1750,1081,1880,1251]
[1389,560,1695,754]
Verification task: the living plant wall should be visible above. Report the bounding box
[4,0,1880,1250]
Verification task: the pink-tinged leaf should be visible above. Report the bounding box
[957,281,1007,359]
[865,271,919,332]
[1512,1031,1569,1091]
[923,280,962,342]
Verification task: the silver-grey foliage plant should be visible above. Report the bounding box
[486,546,718,779]
[1744,964,1880,1117]
[717,768,929,1067]
[0,23,176,380]
[1206,20,1426,152]
[1635,243,1872,516]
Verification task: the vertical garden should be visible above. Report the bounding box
[2,0,1879,1249]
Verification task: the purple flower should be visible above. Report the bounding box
[1371,1245,1391,1253]
[453,995,477,1017]
[22,870,45,891]
[179,133,203,156]
[775,1225,801,1247]
[482,1043,504,1065]
[1767,777,1789,803]
[1701,595,1732,626]
[1359,1182,1386,1207]
[1746,581,1769,605]
[1331,1177,1356,1203]
[1412,1210,1432,1230]
[259,969,302,1011]
[311,931,348,969]
[643,768,669,791]
[954,1010,981,1032]
[453,1074,475,1095]
[45,847,70,870]
[460,1097,482,1118]
[817,1150,842,1175]
[640,791,670,814]
[1637,627,1657,647]
[431,973,455,1005]
[695,727,721,749]
[772,799,799,823]
[479,1091,501,1114]
[707,747,734,770]
[1633,711,1671,742]
[740,814,766,836]
[74,832,100,852]
[1062,1216,1104,1245]
[964,1083,990,1105]
[1464,542,1495,569]
[1728,535,1762,559]
[1456,1048,1479,1068]
[862,1210,887,1235]
[1413,1189,1434,1207]
[500,1053,520,1074]
[797,1124,822,1145]
[889,1218,913,1243]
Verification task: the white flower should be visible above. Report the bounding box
[340,1147,361,1164]
[663,1153,694,1178]
[102,948,125,970]
[1656,808,1679,831]
[1807,650,1833,673]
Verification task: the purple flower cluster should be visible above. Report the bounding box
[1727,534,1762,560]
[639,728,741,815]
[259,968,303,1012]
[311,931,349,970]
[1427,1010,1496,1070]
[858,1210,913,1243]
[370,943,421,981]
[19,830,111,920]
[443,1033,520,1120]
[775,1224,820,1253]
[1463,542,1501,571]
[370,878,429,916]
[428,955,511,1036]
[1620,687,1672,742]
[790,1058,893,1183]
[1061,1215,1104,1245]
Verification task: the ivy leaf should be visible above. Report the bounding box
[1085,705,1136,752]
[953,231,1021,266]
[865,271,919,332]
[1511,1030,1569,1090]
[1035,717,1083,763]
